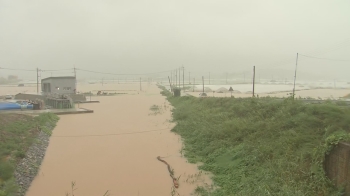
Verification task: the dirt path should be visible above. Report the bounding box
[26,84,211,196]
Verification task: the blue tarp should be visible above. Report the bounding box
[0,102,33,110]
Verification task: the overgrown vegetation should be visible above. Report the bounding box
[149,104,169,115]
[0,113,59,196]
[160,86,350,196]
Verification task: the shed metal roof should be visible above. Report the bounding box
[41,76,76,81]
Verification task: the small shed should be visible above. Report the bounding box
[41,76,76,94]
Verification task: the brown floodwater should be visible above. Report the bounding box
[25,84,212,196]
[0,83,347,195]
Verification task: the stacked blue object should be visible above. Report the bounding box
[0,102,33,110]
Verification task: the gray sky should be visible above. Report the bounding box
[0,0,349,80]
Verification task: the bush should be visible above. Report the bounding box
[0,162,14,181]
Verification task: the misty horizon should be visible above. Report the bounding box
[1,0,349,80]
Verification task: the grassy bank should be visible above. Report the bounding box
[0,113,59,196]
[160,87,350,196]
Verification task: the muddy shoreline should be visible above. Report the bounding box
[14,123,55,196]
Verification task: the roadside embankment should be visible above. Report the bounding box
[0,113,58,196]
[160,86,350,195]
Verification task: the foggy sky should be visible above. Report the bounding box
[0,0,349,80]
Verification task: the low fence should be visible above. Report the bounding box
[325,142,350,195]
[15,93,86,103]
[70,94,86,103]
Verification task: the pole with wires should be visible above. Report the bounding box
[183,66,184,90]
[178,67,180,88]
[74,66,77,93]
[36,68,39,94]
[292,53,299,99]
[168,76,172,93]
[175,69,177,88]
[252,66,255,97]
[202,76,204,93]
[193,78,195,92]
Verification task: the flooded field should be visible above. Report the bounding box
[186,88,350,99]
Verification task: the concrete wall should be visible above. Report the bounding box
[42,78,75,94]
[15,93,85,103]
[325,142,350,195]
[15,93,45,101]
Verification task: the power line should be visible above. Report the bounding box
[0,67,36,72]
[51,128,170,138]
[303,39,350,57]
[299,54,350,62]
[256,38,350,71]
[76,68,173,76]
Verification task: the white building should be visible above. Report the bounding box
[41,76,76,94]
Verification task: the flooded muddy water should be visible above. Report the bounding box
[25,84,212,196]
[0,82,347,195]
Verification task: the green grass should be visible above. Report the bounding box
[0,113,59,196]
[159,86,350,196]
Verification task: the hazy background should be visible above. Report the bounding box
[0,0,349,81]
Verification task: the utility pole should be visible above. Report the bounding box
[202,76,204,93]
[226,72,228,84]
[292,53,299,99]
[73,66,77,92]
[168,76,172,92]
[178,67,180,88]
[253,66,256,97]
[193,78,195,92]
[36,68,39,94]
[183,66,185,89]
[189,72,190,84]
[175,69,177,88]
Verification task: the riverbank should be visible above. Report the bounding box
[0,113,58,196]
[160,86,350,195]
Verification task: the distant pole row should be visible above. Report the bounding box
[169,66,185,90]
